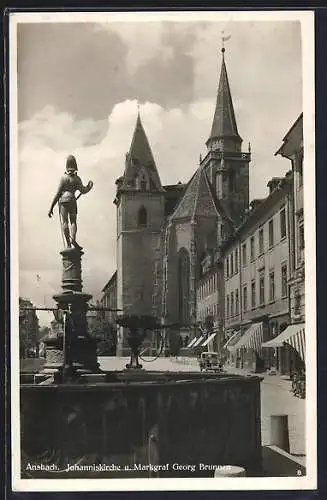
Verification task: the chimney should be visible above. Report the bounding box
[267,177,284,195]
[285,170,293,181]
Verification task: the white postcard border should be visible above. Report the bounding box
[10,9,317,492]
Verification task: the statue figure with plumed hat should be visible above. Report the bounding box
[48,155,93,249]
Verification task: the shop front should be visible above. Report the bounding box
[265,316,290,373]
[232,322,265,373]
[262,322,305,376]
[223,330,242,367]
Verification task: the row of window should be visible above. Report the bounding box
[197,273,218,300]
[101,294,116,309]
[226,247,239,278]
[226,208,287,278]
[226,263,288,318]
[127,179,148,190]
[198,303,220,322]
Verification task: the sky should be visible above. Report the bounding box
[15,14,304,325]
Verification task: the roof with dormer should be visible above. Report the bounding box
[122,112,164,192]
[207,49,242,144]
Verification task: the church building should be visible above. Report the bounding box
[113,46,252,354]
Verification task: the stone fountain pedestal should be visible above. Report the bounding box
[42,246,99,377]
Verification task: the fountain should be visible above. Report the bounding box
[19,161,263,479]
[40,246,99,381]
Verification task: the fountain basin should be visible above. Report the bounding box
[20,371,263,478]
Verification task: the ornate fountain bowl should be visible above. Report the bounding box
[116,314,163,370]
[116,314,162,330]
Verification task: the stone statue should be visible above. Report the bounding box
[48,155,93,248]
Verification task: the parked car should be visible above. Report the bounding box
[199,351,224,373]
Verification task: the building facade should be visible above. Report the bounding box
[195,250,224,353]
[275,114,304,323]
[103,46,305,367]
[100,271,118,325]
[223,174,293,372]
[261,114,305,374]
[161,46,250,339]
[113,114,185,353]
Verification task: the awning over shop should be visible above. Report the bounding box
[200,333,217,347]
[233,322,264,354]
[223,330,242,351]
[262,323,305,362]
[192,335,205,347]
[186,337,198,348]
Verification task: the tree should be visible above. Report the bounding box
[88,315,117,356]
[19,297,40,358]
[39,326,51,341]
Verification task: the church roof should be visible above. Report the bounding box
[122,112,164,192]
[170,165,234,226]
[205,174,235,227]
[207,49,242,143]
[163,182,186,216]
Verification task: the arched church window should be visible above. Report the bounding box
[229,170,236,192]
[216,172,223,198]
[178,248,190,324]
[138,206,147,227]
[137,171,148,191]
[220,224,225,240]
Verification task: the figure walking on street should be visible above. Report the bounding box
[48,155,93,248]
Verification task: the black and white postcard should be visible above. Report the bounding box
[10,10,316,492]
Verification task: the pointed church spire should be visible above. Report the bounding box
[206,46,242,148]
[130,105,153,165]
[123,106,163,192]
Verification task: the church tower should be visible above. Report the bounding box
[114,110,165,353]
[202,47,251,227]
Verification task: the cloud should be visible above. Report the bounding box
[17,99,205,322]
[94,20,302,112]
[18,43,298,325]
[94,21,192,74]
